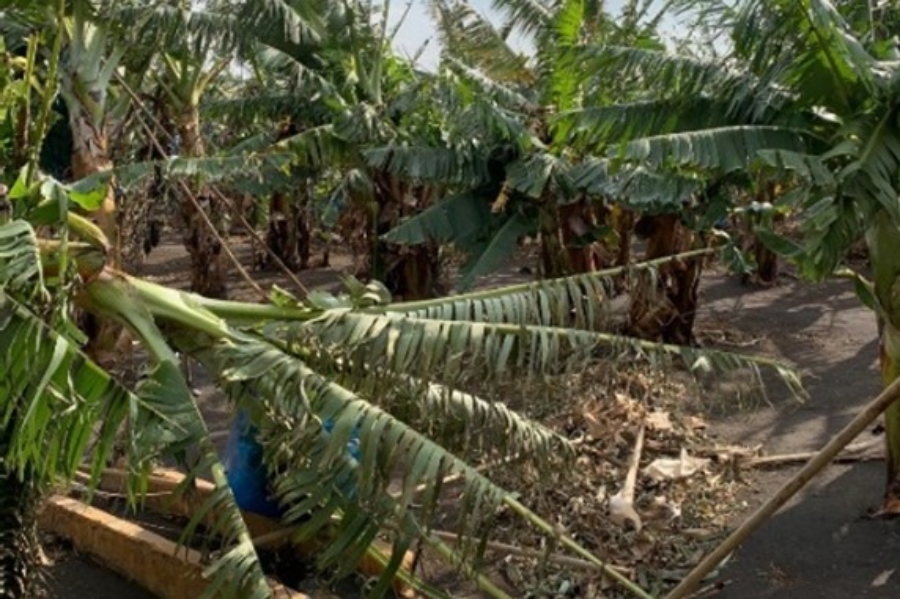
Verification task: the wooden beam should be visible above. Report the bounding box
[40,495,306,599]
[91,468,283,540]
[92,467,416,597]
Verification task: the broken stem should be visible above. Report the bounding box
[747,440,882,467]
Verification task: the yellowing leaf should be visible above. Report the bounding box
[491,181,511,213]
[686,415,708,430]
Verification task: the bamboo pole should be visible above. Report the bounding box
[665,375,900,599]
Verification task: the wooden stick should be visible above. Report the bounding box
[664,376,900,599]
[623,425,645,505]
[747,440,882,467]
[113,71,309,299]
[112,72,268,302]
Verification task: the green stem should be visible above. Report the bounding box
[127,275,322,330]
[361,542,455,599]
[380,248,715,314]
[186,295,318,323]
[84,277,180,363]
[504,496,653,599]
[26,0,66,186]
[866,218,900,503]
[126,276,233,340]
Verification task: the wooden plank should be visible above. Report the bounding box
[93,468,283,540]
[93,468,416,597]
[40,495,307,599]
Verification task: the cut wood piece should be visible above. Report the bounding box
[92,467,416,598]
[746,440,883,467]
[40,495,305,599]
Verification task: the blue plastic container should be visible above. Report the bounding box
[223,411,283,518]
[224,410,362,517]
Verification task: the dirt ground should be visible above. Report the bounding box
[47,238,900,598]
[694,272,900,598]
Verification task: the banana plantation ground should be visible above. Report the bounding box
[44,235,900,599]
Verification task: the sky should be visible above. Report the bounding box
[387,0,674,69]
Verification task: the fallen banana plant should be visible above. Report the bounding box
[1,167,807,598]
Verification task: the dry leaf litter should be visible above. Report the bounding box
[471,364,755,598]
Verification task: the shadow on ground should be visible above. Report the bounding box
[45,554,156,599]
[699,270,881,453]
[697,269,897,598]
[717,463,900,598]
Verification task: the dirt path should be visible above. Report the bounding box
[49,241,900,598]
[697,271,900,598]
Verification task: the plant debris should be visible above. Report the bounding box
[478,365,753,598]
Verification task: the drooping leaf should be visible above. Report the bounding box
[457,211,534,290]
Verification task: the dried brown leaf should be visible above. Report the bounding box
[646,410,674,431]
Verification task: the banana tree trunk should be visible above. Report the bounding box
[69,107,126,362]
[178,105,227,299]
[629,214,702,345]
[266,190,296,269]
[744,182,781,285]
[539,202,570,278]
[370,172,442,301]
[297,191,311,271]
[0,454,39,599]
[265,187,311,271]
[867,219,900,513]
[69,113,118,266]
[614,206,634,268]
[559,198,598,274]
[881,324,900,512]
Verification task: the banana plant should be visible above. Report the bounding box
[2,176,805,598]
[392,0,672,278]
[558,0,900,513]
[58,1,124,258]
[0,8,809,597]
[381,0,737,346]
